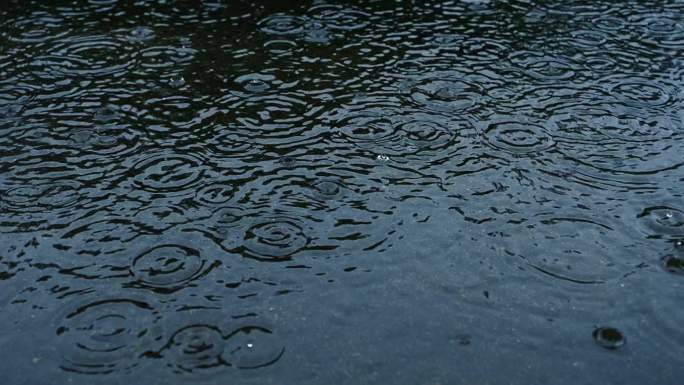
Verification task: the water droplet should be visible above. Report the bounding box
[593,327,625,350]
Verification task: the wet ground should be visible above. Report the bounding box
[1,0,683,384]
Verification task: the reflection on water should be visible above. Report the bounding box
[1,0,683,384]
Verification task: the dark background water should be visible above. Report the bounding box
[1,0,683,384]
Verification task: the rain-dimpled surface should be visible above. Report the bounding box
[1,1,683,384]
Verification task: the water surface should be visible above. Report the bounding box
[1,1,683,384]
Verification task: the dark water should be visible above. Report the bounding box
[1,0,683,384]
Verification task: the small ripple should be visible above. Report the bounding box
[231,72,299,96]
[258,14,308,35]
[638,206,684,238]
[240,216,311,262]
[37,35,134,78]
[128,152,207,195]
[309,4,371,31]
[592,16,627,32]
[138,45,196,70]
[162,324,226,373]
[309,179,347,202]
[482,118,555,156]
[5,13,68,44]
[130,244,206,291]
[195,182,237,207]
[400,73,485,113]
[1,182,81,213]
[569,30,608,47]
[509,51,577,81]
[224,326,284,369]
[607,76,673,108]
[54,297,161,375]
[127,26,155,43]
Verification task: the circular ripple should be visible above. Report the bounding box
[401,75,484,113]
[131,245,205,290]
[483,120,555,155]
[232,72,298,95]
[195,182,237,207]
[55,298,159,375]
[570,30,608,47]
[1,182,81,212]
[41,35,134,78]
[593,327,626,350]
[138,45,196,70]
[309,4,370,31]
[509,51,577,81]
[164,325,226,373]
[638,206,684,237]
[592,16,627,32]
[130,153,205,194]
[309,179,346,201]
[128,26,155,42]
[6,14,69,44]
[258,14,308,35]
[225,326,285,369]
[608,78,672,108]
[70,126,141,158]
[240,217,310,262]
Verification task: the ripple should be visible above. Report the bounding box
[131,245,205,291]
[129,152,206,194]
[569,30,608,47]
[39,35,134,78]
[6,13,68,44]
[258,14,308,35]
[400,74,484,113]
[483,120,555,155]
[195,182,237,207]
[232,72,298,95]
[224,326,285,369]
[240,217,310,262]
[1,182,81,213]
[309,179,347,201]
[70,125,141,158]
[638,206,684,238]
[138,45,196,70]
[607,78,672,108]
[309,4,370,31]
[593,327,626,350]
[128,26,155,43]
[163,325,226,373]
[54,297,160,375]
[509,51,577,81]
[592,16,627,32]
